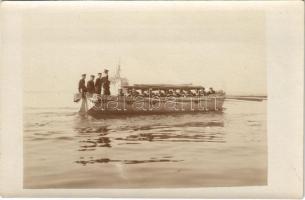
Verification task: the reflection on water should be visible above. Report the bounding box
[76,158,183,166]
[76,122,224,147]
[74,119,225,164]
[24,92,267,188]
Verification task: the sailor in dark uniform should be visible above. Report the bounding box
[95,73,102,95]
[78,74,87,98]
[87,75,95,94]
[102,69,111,95]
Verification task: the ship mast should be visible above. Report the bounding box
[111,59,121,84]
[115,59,121,79]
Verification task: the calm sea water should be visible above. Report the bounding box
[24,92,267,188]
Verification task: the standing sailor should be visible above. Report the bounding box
[78,74,87,98]
[87,75,95,95]
[95,73,102,95]
[102,69,111,95]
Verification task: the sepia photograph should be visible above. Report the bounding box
[20,3,269,189]
[0,0,303,197]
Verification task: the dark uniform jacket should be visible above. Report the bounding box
[95,78,102,94]
[102,75,110,95]
[78,79,87,93]
[87,80,95,94]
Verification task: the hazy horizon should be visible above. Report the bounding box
[22,4,267,96]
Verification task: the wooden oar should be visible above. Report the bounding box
[79,96,88,116]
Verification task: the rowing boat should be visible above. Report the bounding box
[78,84,225,118]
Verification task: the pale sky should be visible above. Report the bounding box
[22,4,266,95]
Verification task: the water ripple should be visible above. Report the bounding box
[75,158,183,166]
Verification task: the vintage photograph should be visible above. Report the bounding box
[23,4,267,188]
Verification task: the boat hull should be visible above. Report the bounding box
[84,95,225,118]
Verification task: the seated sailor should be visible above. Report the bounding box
[174,89,181,97]
[198,88,207,96]
[185,90,192,97]
[126,89,132,97]
[180,89,186,97]
[141,89,149,97]
[153,90,160,97]
[208,87,216,95]
[160,90,166,97]
[131,88,140,97]
[192,90,197,96]
[167,89,174,97]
